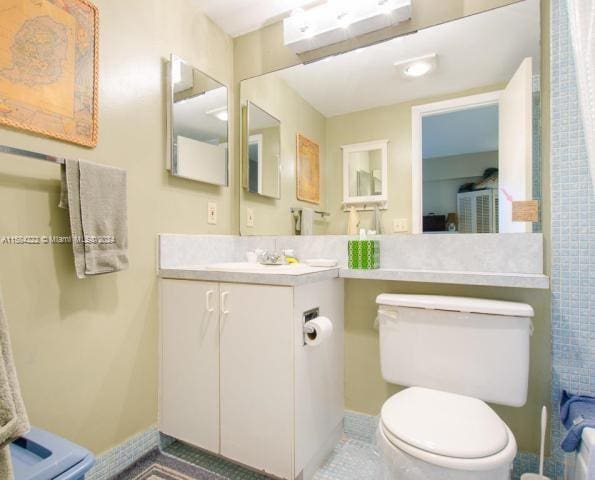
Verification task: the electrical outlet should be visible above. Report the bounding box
[207,202,217,225]
[393,218,408,233]
[246,208,255,227]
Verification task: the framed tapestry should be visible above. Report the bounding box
[0,0,99,147]
[296,133,320,204]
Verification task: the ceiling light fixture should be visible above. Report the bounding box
[284,0,411,54]
[404,62,432,77]
[377,0,393,15]
[215,111,229,122]
[328,0,352,28]
[291,8,310,34]
[206,107,228,122]
[172,58,182,84]
[395,53,438,78]
[337,12,353,28]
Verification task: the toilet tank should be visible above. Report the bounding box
[377,294,534,407]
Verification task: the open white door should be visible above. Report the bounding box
[499,57,533,233]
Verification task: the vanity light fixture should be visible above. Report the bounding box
[206,106,228,122]
[377,0,393,15]
[328,0,353,28]
[284,0,411,54]
[291,8,311,35]
[395,53,438,78]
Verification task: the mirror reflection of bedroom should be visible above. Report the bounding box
[422,104,499,234]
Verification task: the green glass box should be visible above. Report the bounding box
[348,240,380,270]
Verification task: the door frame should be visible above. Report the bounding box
[411,91,502,234]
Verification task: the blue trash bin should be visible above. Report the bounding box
[10,427,95,480]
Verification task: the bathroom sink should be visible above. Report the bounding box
[204,262,333,275]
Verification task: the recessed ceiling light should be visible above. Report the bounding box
[206,107,228,122]
[403,62,432,77]
[394,53,437,78]
[215,111,228,122]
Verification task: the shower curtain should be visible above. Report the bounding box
[567,0,595,189]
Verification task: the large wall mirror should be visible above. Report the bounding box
[239,0,541,235]
[167,54,229,186]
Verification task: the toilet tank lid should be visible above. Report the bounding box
[376,294,534,318]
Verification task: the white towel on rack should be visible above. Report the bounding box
[301,208,314,235]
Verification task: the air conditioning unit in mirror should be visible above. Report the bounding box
[283,0,412,54]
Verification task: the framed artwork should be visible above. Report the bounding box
[0,0,99,147]
[296,133,320,204]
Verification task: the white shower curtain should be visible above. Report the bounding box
[567,0,595,189]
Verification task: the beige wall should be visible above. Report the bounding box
[241,75,327,235]
[0,0,235,454]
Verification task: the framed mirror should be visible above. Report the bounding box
[167,54,229,186]
[243,102,281,199]
[342,140,388,207]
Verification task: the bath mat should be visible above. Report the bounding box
[116,449,225,480]
[133,464,194,480]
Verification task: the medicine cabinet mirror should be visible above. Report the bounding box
[242,102,281,199]
[167,54,229,186]
[342,140,388,207]
[238,0,541,236]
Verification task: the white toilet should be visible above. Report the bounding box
[375,294,534,480]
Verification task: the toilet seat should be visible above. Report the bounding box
[380,387,517,472]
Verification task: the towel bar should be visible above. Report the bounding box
[290,207,330,218]
[0,145,66,165]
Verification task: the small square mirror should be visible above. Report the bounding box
[342,140,388,207]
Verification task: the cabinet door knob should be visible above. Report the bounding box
[206,290,215,313]
[221,291,230,315]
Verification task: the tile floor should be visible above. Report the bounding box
[161,436,382,480]
[150,412,541,480]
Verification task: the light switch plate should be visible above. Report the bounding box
[246,208,255,227]
[393,218,408,233]
[207,202,217,225]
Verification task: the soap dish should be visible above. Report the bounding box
[305,259,338,267]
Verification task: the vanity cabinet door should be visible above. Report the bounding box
[159,279,220,453]
[219,283,294,479]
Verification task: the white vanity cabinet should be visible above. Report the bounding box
[159,277,344,480]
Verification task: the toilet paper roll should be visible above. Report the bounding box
[304,316,333,347]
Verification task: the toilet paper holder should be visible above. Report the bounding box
[303,307,319,345]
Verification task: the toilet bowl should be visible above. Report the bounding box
[375,294,534,480]
[377,387,517,480]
